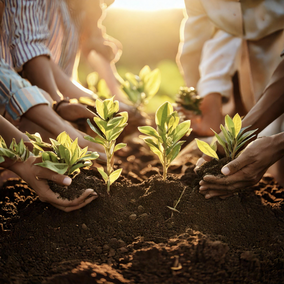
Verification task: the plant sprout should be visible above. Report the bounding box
[84,97,128,194]
[119,65,161,110]
[175,86,202,115]
[138,102,192,180]
[196,113,258,160]
[27,132,99,177]
[0,136,30,163]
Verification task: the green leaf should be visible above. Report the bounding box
[69,161,91,175]
[139,65,151,80]
[155,102,173,130]
[144,68,161,97]
[225,115,234,132]
[138,126,161,140]
[144,138,163,163]
[173,121,191,144]
[0,156,4,163]
[167,141,185,165]
[35,160,69,175]
[109,168,122,185]
[233,113,242,137]
[87,119,105,139]
[96,98,105,120]
[195,139,219,160]
[97,167,108,183]
[114,143,127,152]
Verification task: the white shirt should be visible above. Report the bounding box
[177,0,284,112]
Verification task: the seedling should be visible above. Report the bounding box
[84,97,128,194]
[138,102,192,180]
[0,136,30,163]
[175,86,202,115]
[119,65,161,110]
[196,114,258,160]
[27,132,99,177]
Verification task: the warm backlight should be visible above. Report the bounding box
[110,0,184,11]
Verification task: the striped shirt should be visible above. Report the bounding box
[0,58,50,120]
[1,0,80,77]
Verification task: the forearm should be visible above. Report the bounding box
[271,132,284,160]
[22,56,63,102]
[242,57,284,134]
[0,116,28,144]
[50,60,95,99]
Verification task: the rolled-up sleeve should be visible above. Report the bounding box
[0,60,50,120]
[6,0,51,71]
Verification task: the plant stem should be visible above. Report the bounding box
[163,148,167,180]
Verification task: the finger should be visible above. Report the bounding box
[220,153,250,176]
[199,179,252,192]
[51,195,97,212]
[36,171,72,186]
[204,190,234,199]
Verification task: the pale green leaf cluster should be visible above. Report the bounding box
[176,86,203,115]
[85,97,127,193]
[28,132,99,177]
[138,102,192,180]
[196,114,258,160]
[0,136,30,164]
[121,65,161,109]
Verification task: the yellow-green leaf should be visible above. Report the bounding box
[195,139,219,160]
[233,113,242,138]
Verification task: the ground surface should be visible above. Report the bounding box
[1,138,284,284]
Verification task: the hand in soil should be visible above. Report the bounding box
[8,156,98,212]
[198,136,282,198]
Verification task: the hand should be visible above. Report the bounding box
[198,136,281,199]
[177,93,223,137]
[55,100,95,122]
[9,156,98,212]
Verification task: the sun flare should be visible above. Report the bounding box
[109,0,185,11]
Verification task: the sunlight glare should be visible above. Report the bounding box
[110,0,185,11]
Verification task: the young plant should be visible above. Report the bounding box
[0,136,30,163]
[175,86,202,115]
[27,132,99,177]
[138,102,192,180]
[84,97,128,194]
[196,114,258,160]
[120,65,161,110]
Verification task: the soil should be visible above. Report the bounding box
[1,137,284,284]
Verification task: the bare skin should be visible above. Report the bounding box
[20,103,106,161]
[0,116,98,211]
[178,92,223,137]
[196,57,284,198]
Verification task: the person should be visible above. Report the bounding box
[177,0,284,137]
[196,53,284,199]
[0,115,98,212]
[1,0,142,133]
[0,57,106,159]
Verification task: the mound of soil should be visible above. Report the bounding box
[1,139,284,283]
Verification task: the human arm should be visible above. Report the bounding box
[7,156,98,212]
[198,56,284,197]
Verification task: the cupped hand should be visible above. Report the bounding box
[198,136,280,199]
[9,156,98,212]
[56,101,95,122]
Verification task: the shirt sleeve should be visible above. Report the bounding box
[177,0,215,88]
[6,0,51,72]
[0,60,50,120]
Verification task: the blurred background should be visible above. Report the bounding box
[78,0,186,113]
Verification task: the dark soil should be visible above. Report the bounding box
[1,138,284,284]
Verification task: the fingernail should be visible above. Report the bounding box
[199,180,204,185]
[205,194,211,199]
[221,166,230,175]
[199,186,206,191]
[63,177,72,186]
